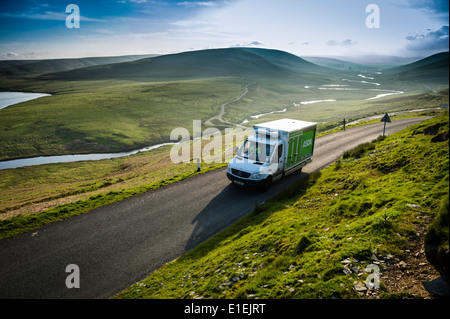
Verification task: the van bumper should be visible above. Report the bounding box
[226,172,264,187]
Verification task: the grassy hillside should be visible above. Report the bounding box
[385,52,449,84]
[115,114,449,299]
[391,52,448,72]
[302,56,368,71]
[0,78,245,160]
[0,54,156,78]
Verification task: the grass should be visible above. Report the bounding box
[0,164,224,239]
[0,142,227,239]
[315,108,445,138]
[342,136,385,159]
[114,114,449,299]
[237,87,449,128]
[0,77,246,160]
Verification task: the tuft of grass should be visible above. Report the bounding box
[343,136,385,159]
[424,194,449,281]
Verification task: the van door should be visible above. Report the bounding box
[287,132,303,168]
[295,134,303,164]
[276,144,284,174]
[270,144,284,179]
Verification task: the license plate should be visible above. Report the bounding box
[234,180,244,186]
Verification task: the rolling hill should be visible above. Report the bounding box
[0,54,157,78]
[302,56,365,71]
[40,47,335,83]
[386,52,449,84]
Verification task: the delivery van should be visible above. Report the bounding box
[227,118,317,191]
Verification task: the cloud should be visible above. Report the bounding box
[230,41,263,47]
[117,0,148,3]
[406,0,449,14]
[1,10,103,22]
[0,51,41,60]
[177,1,217,8]
[1,11,66,21]
[171,19,210,27]
[405,25,449,52]
[406,0,449,19]
[327,39,358,46]
[0,52,21,59]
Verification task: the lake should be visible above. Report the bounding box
[0,92,51,110]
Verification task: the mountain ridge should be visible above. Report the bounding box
[38,47,334,82]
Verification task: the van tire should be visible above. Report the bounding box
[295,167,302,174]
[261,176,273,192]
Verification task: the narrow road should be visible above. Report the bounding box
[0,117,430,299]
[205,84,250,127]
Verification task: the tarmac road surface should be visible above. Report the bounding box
[0,117,430,299]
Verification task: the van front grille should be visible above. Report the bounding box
[231,169,251,178]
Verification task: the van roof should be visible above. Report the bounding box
[254,118,317,132]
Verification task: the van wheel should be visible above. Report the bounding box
[261,176,272,192]
[295,167,302,174]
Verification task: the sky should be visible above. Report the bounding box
[0,0,448,60]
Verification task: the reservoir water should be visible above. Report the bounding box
[0,92,51,110]
[0,143,175,170]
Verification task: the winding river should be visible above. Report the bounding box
[0,92,176,170]
[0,143,175,170]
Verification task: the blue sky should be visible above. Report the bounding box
[0,0,448,60]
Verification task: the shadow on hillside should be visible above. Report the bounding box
[181,170,320,260]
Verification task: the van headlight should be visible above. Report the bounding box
[227,166,232,173]
[250,172,261,179]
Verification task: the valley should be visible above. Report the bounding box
[0,48,448,228]
[0,47,448,300]
[0,48,448,163]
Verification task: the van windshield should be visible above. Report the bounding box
[238,139,273,162]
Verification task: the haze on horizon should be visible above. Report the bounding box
[0,0,448,62]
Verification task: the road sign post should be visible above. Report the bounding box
[380,113,391,137]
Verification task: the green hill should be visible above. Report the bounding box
[387,52,449,84]
[41,48,333,82]
[115,115,449,299]
[0,54,156,78]
[302,56,369,71]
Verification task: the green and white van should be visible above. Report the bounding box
[227,118,317,191]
